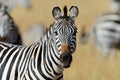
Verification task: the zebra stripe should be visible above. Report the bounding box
[80,13,120,59]
[0,6,79,80]
[89,12,120,58]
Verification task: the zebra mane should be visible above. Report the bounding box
[5,11,14,23]
[63,6,67,18]
[44,23,54,37]
[46,23,54,32]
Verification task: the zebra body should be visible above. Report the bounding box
[0,6,79,80]
[0,4,22,45]
[0,42,63,80]
[80,0,120,58]
[92,0,120,57]
[92,13,120,54]
[80,13,120,58]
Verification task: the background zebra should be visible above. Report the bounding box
[0,5,79,80]
[0,0,31,11]
[0,4,22,45]
[22,24,46,45]
[80,0,120,59]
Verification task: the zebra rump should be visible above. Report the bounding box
[0,4,22,45]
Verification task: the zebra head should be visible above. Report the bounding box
[52,6,79,68]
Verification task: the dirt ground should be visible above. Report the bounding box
[10,0,120,80]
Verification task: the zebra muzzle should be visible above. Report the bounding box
[61,44,70,53]
[60,52,72,68]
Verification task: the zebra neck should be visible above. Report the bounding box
[42,28,61,62]
[41,27,57,49]
[34,42,63,79]
[44,41,64,78]
[41,27,53,43]
[36,29,64,79]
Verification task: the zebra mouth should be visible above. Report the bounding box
[60,52,72,68]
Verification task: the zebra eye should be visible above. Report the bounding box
[54,31,58,35]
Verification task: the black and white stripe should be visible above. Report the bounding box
[91,13,120,56]
[0,4,22,45]
[0,6,79,80]
[92,0,120,57]
[81,13,120,57]
[81,0,120,58]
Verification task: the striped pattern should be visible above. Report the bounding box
[0,42,63,80]
[0,6,79,80]
[91,13,120,57]
[80,0,120,58]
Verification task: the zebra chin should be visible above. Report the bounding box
[60,52,72,68]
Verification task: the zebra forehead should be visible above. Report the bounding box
[49,17,76,31]
[55,23,75,30]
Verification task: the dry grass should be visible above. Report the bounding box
[10,0,120,80]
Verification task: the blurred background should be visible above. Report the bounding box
[9,0,120,80]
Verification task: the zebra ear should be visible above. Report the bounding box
[69,6,79,20]
[52,6,61,20]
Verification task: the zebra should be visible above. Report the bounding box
[0,0,31,11]
[80,0,120,59]
[0,4,22,45]
[0,5,79,80]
